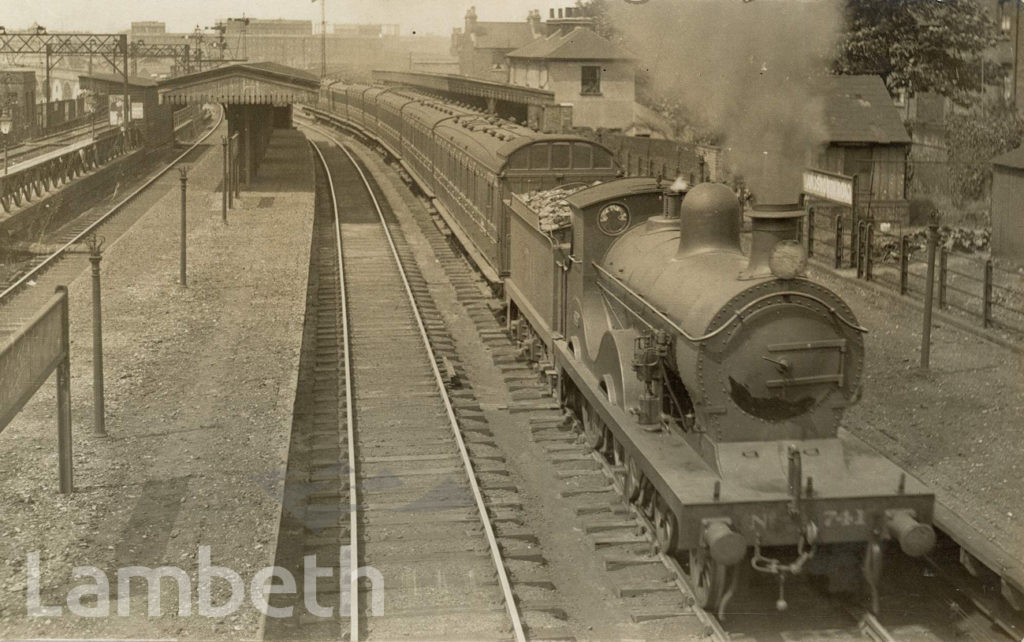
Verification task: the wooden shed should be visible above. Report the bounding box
[78,73,174,147]
[990,147,1024,264]
[814,75,911,224]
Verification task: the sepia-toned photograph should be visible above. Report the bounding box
[1,0,1022,639]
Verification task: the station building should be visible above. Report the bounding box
[506,26,634,131]
[78,73,175,147]
[127,19,401,77]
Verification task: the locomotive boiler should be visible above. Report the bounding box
[506,178,936,615]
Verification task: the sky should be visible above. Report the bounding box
[3,0,569,37]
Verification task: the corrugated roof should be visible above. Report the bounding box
[79,72,158,88]
[992,145,1024,169]
[239,61,319,84]
[158,62,319,89]
[507,27,632,61]
[471,21,536,50]
[824,75,910,144]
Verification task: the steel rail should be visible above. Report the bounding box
[305,121,527,642]
[306,139,359,642]
[600,450,728,642]
[0,106,224,305]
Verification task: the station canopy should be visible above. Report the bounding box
[158,62,320,106]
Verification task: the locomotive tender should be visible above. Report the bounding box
[309,83,936,616]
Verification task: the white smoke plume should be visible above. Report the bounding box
[611,0,842,202]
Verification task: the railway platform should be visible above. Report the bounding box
[811,261,1024,614]
[0,128,313,639]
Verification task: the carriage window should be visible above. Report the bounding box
[573,143,593,169]
[508,150,529,170]
[551,143,571,169]
[530,144,550,169]
[593,147,613,169]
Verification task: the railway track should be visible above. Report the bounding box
[300,111,1024,641]
[318,125,724,640]
[266,129,526,640]
[0,107,221,331]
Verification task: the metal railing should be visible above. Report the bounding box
[805,208,1024,338]
[0,129,137,215]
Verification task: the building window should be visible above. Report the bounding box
[581,66,601,95]
[1002,14,1012,35]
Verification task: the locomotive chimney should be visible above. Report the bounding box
[741,202,805,279]
[676,182,742,258]
[662,175,688,219]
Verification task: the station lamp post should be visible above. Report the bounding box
[1,108,13,176]
[81,90,97,140]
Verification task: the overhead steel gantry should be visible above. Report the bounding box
[128,41,192,76]
[0,32,131,129]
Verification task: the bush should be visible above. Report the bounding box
[945,102,1024,207]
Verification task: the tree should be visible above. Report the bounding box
[575,0,620,43]
[945,101,1024,206]
[834,0,1001,105]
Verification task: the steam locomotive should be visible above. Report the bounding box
[307,83,936,617]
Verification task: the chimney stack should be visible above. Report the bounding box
[662,176,688,219]
[741,203,805,279]
[527,9,542,36]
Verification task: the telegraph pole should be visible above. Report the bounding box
[320,0,327,81]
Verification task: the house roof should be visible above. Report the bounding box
[992,145,1024,169]
[507,27,633,61]
[824,75,910,145]
[471,21,536,50]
